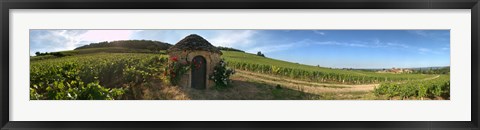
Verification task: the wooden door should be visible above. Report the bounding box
[191,56,207,89]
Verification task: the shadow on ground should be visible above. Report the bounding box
[121,73,376,100]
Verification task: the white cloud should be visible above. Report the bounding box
[418,48,431,54]
[313,30,326,35]
[246,43,297,53]
[210,30,258,48]
[130,30,192,44]
[386,42,410,48]
[418,48,443,55]
[418,48,430,52]
[303,39,370,48]
[128,30,259,48]
[373,39,381,45]
[284,38,446,56]
[407,30,450,43]
[30,30,137,55]
[304,39,412,49]
[79,30,135,42]
[408,30,429,36]
[31,30,260,55]
[245,38,326,54]
[30,30,87,55]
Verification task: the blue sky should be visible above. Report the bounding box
[30,30,450,69]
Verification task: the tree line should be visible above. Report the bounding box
[75,40,172,52]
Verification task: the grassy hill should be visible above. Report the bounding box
[221,51,435,84]
[31,46,435,84]
[222,50,424,77]
[30,49,447,100]
[223,51,333,71]
[31,40,171,61]
[75,40,172,51]
[31,38,436,84]
[63,47,165,55]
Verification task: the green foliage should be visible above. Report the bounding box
[163,56,190,85]
[30,61,125,100]
[217,46,245,52]
[209,59,235,89]
[222,51,436,85]
[30,53,168,100]
[31,46,168,62]
[256,51,265,57]
[412,67,450,74]
[34,51,68,57]
[75,40,172,52]
[30,55,56,61]
[63,47,165,56]
[373,75,450,99]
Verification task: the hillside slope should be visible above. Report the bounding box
[221,51,435,84]
[75,40,172,51]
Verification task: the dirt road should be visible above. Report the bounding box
[234,70,380,93]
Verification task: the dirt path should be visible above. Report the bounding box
[234,70,441,95]
[234,70,379,93]
[422,75,440,80]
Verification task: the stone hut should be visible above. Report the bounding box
[167,34,222,90]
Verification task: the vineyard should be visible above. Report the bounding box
[30,50,450,100]
[373,75,450,100]
[30,53,168,100]
[222,51,436,85]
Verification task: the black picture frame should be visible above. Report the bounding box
[1,0,478,130]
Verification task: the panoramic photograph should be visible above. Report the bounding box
[29,30,450,100]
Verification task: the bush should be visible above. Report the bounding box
[257,51,265,57]
[209,59,235,89]
[30,62,125,100]
[34,52,67,57]
[373,75,450,100]
[217,46,245,52]
[30,54,168,100]
[163,56,190,85]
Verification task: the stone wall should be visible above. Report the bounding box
[168,50,221,89]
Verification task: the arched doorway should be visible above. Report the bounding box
[191,56,207,89]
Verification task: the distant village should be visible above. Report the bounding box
[333,67,414,74]
[333,66,449,75]
[376,68,413,74]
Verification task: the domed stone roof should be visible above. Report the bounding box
[168,34,222,54]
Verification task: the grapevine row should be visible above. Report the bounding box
[373,75,450,99]
[30,53,168,100]
[225,60,435,85]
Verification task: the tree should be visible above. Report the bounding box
[217,46,245,52]
[257,51,265,57]
[35,52,40,56]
